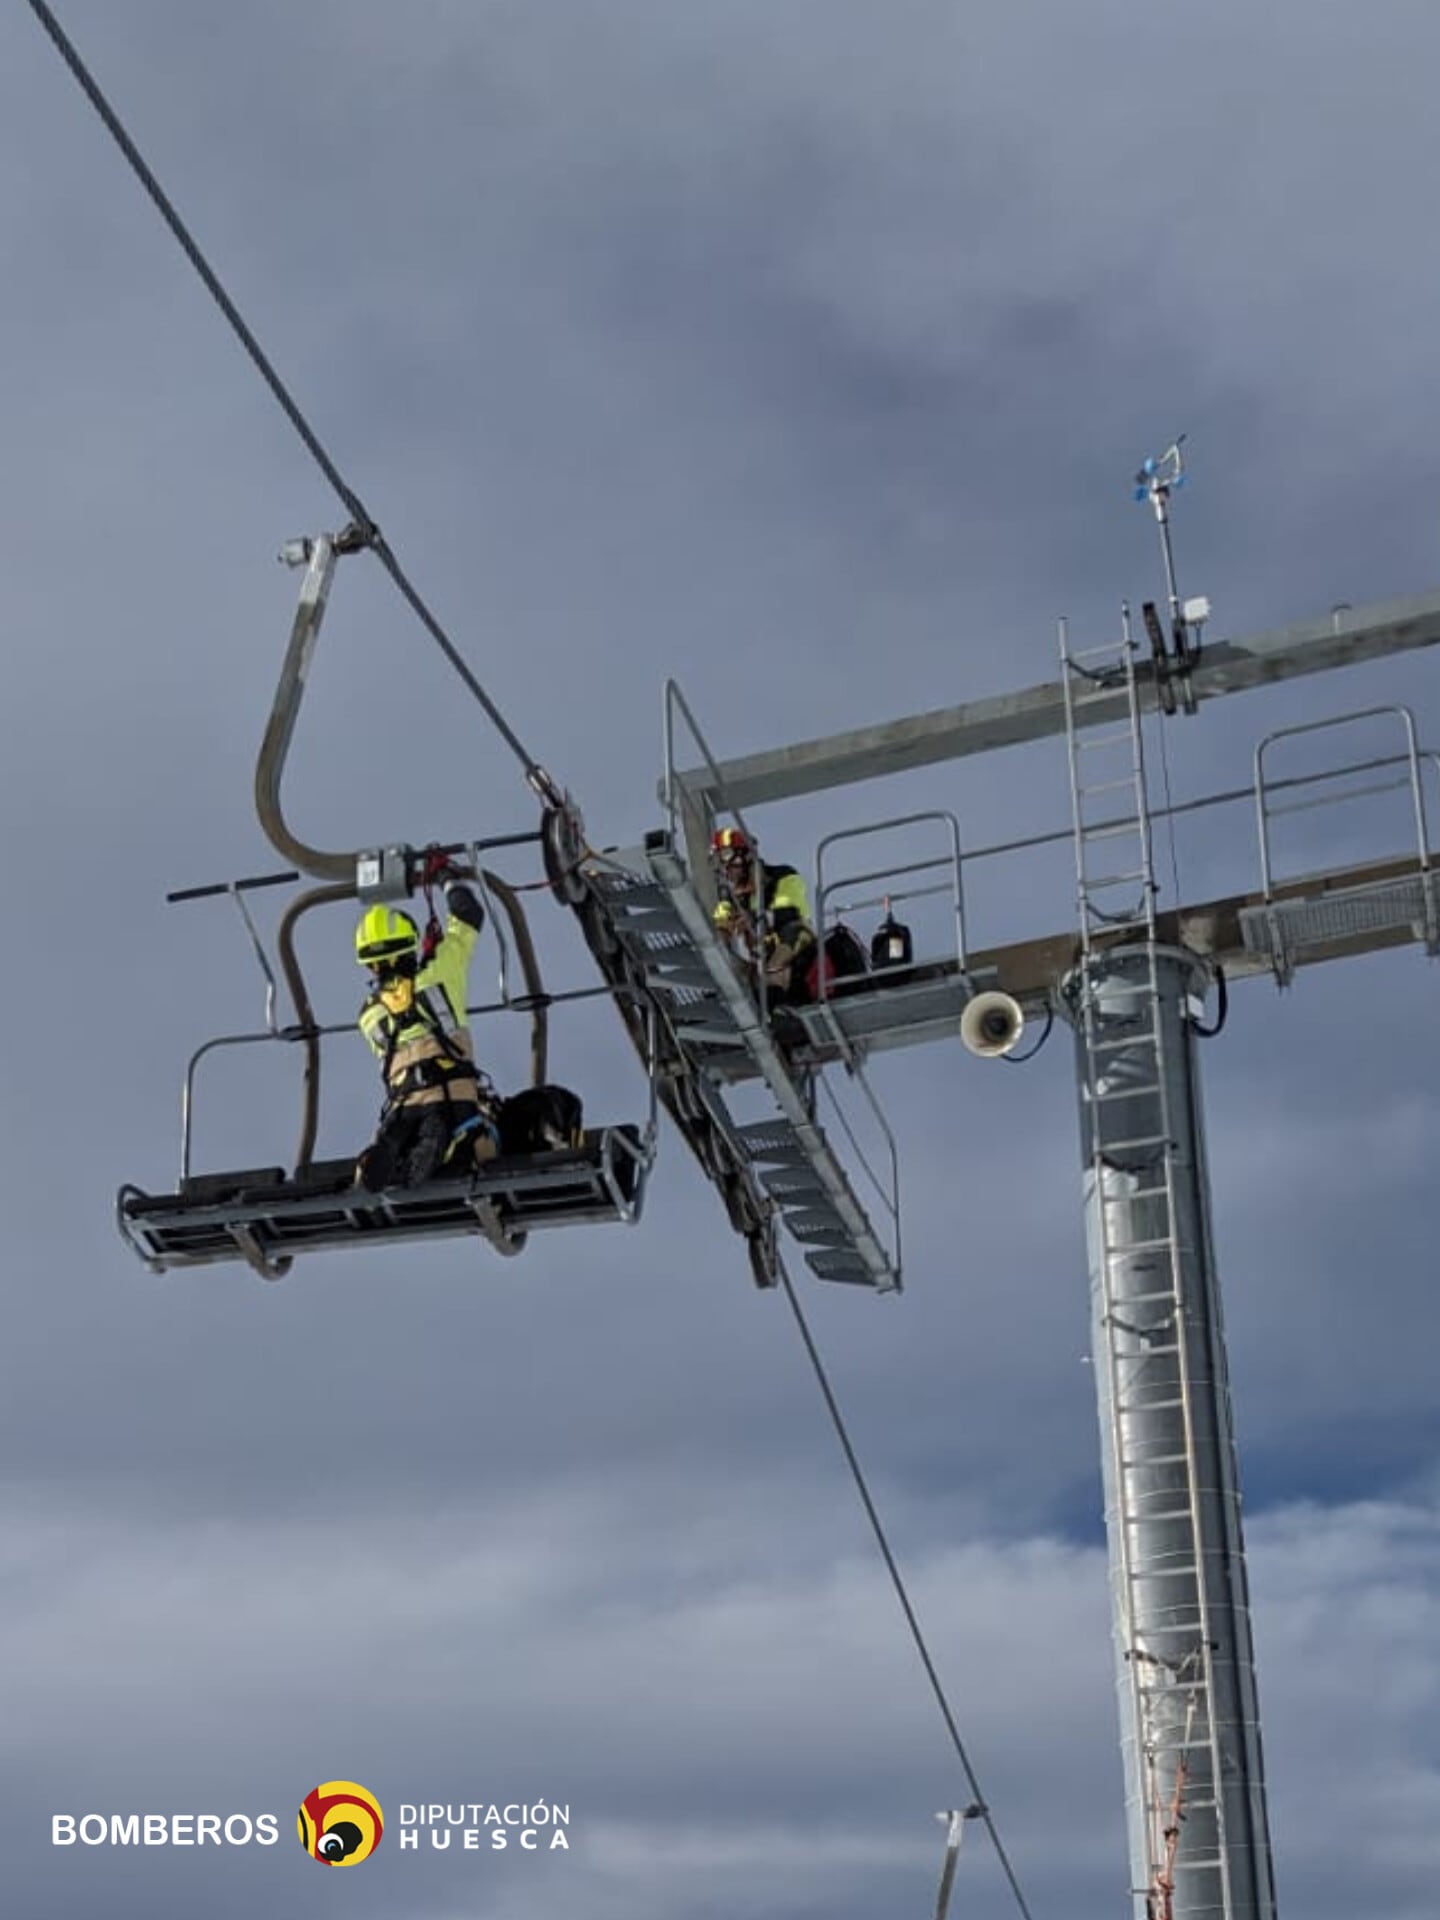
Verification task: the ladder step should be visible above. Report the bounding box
[1119,1451,1192,1468]
[1109,1239,1180,1256]
[1088,1082,1163,1103]
[1082,915,1154,936]
[600,882,669,911]
[1068,639,1130,663]
[806,1249,876,1285]
[1076,776,1140,799]
[1102,1183,1171,1203]
[652,963,719,988]
[759,1169,823,1197]
[1095,1134,1170,1154]
[1088,1030,1157,1054]
[785,1213,850,1245]
[1080,819,1146,843]
[1083,869,1150,888]
[1075,727,1136,749]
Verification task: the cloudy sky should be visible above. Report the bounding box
[2,2,1438,1915]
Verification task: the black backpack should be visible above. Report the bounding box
[823,923,870,980]
[497,1085,585,1155]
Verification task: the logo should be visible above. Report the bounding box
[297,1781,384,1866]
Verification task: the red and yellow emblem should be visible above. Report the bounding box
[297,1780,384,1865]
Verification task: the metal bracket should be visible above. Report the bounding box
[933,1805,985,1920]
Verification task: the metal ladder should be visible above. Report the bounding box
[582,839,900,1290]
[1060,620,1229,1917]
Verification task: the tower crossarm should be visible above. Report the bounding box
[964,848,1439,1004]
[674,589,1440,809]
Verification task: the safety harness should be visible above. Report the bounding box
[367,985,498,1161]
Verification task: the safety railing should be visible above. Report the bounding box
[1246,706,1440,982]
[1254,705,1434,899]
[813,1060,902,1282]
[173,882,661,1190]
[815,811,969,1004]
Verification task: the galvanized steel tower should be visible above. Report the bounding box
[1062,613,1275,1918]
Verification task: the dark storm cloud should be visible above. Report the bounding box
[1,2,1437,1915]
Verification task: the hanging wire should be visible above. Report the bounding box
[28,0,559,807]
[999,1001,1055,1065]
[779,1265,1038,1920]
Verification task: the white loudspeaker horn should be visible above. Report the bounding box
[960,990,1025,1059]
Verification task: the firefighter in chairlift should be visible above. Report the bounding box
[710,826,820,1008]
[353,866,499,1191]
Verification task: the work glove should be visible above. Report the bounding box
[446,883,485,932]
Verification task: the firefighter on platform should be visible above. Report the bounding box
[710,826,819,1007]
[353,864,499,1190]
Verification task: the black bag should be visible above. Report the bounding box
[823,923,870,980]
[497,1085,585,1155]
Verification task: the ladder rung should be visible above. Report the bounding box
[1076,727,1136,750]
[1118,1396,1188,1415]
[1102,1183,1170,1202]
[1080,819,1145,844]
[1077,777,1139,798]
[1119,1451,1191,1468]
[1081,913,1154,934]
[1097,1134,1170,1153]
[1089,1082,1163,1103]
[1088,1030,1157,1054]
[1068,639,1131,662]
[1110,1237,1180,1255]
[1083,869,1150,888]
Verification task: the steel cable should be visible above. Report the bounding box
[35,14,1040,1907]
[779,1266,1038,1920]
[28,0,553,799]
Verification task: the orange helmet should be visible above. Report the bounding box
[712,824,754,896]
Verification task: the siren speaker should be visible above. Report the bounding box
[959,990,1025,1059]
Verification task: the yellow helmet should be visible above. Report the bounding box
[355,905,419,968]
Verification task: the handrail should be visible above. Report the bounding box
[180,1029,285,1186]
[815,811,968,995]
[661,678,762,851]
[1254,705,1432,901]
[175,977,646,1191]
[815,1069,901,1273]
[276,881,357,1169]
[227,885,283,1035]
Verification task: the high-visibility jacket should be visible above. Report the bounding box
[358,916,482,1112]
[713,861,817,975]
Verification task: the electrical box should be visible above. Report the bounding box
[355,846,411,903]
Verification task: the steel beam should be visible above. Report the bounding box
[973,851,1436,1003]
[677,589,1440,808]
